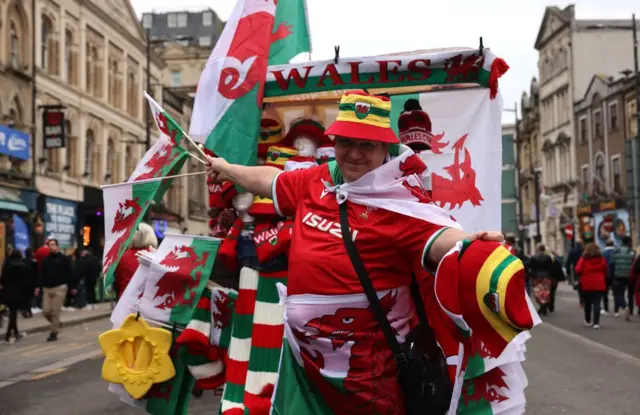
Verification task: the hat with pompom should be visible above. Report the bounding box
[397,98,433,151]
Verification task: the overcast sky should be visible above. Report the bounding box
[131,0,640,124]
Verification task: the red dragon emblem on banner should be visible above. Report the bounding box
[443,53,485,83]
[294,292,403,414]
[432,133,484,209]
[102,198,143,275]
[217,0,292,105]
[153,246,210,310]
[212,291,233,330]
[134,143,181,181]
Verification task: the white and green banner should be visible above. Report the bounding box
[138,233,220,327]
[189,0,311,166]
[101,180,162,289]
[391,88,503,233]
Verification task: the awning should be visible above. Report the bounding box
[0,187,29,213]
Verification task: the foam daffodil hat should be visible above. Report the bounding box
[325,90,400,144]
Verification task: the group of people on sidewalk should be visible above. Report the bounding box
[513,234,640,330]
[0,239,103,343]
[567,236,639,328]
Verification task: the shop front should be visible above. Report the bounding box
[39,195,79,254]
[577,199,629,249]
[78,186,105,256]
[0,185,39,261]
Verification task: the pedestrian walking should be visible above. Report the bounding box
[22,248,37,318]
[575,243,607,329]
[601,239,616,315]
[565,241,584,305]
[610,235,635,320]
[529,244,554,316]
[36,239,77,342]
[77,248,101,309]
[0,250,33,342]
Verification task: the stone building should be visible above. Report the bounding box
[517,77,542,254]
[573,74,637,248]
[534,4,640,254]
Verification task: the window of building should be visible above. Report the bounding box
[64,30,73,83]
[594,109,603,138]
[609,102,619,132]
[168,13,177,28]
[65,120,76,177]
[85,130,94,178]
[41,16,51,70]
[106,139,115,183]
[199,36,211,47]
[611,155,622,193]
[203,11,213,26]
[579,116,587,143]
[628,100,638,138]
[125,145,135,178]
[142,14,153,29]
[177,13,188,28]
[10,23,19,69]
[594,153,605,189]
[170,70,181,86]
[581,165,589,195]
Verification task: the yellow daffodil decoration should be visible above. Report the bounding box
[98,314,176,399]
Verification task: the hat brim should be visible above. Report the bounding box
[325,120,399,144]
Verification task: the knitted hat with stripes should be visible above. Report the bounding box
[258,119,286,158]
[248,145,297,218]
[285,116,328,147]
[325,90,399,144]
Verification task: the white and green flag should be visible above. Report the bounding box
[189,0,310,166]
[138,233,220,327]
[101,180,162,289]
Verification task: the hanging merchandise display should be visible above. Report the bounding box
[98,314,176,399]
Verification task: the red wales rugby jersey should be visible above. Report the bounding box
[272,164,449,296]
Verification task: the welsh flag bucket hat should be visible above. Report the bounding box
[325,90,400,144]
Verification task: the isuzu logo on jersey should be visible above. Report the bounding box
[302,212,359,241]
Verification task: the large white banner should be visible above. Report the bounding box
[392,89,503,234]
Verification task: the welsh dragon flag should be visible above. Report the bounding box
[138,234,220,327]
[388,88,503,233]
[189,0,310,166]
[102,180,163,290]
[127,94,191,183]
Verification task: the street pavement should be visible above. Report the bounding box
[0,284,637,414]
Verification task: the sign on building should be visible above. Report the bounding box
[44,197,77,249]
[42,108,66,149]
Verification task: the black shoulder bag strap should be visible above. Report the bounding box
[338,201,409,363]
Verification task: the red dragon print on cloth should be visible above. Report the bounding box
[135,144,180,181]
[102,199,143,274]
[212,291,233,330]
[432,133,484,209]
[217,0,292,105]
[402,179,432,204]
[430,132,448,154]
[145,383,173,403]
[443,53,485,84]
[296,292,405,414]
[153,246,209,310]
[155,112,180,144]
[461,366,510,407]
[398,153,428,177]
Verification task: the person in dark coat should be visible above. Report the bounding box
[21,248,37,318]
[528,244,554,315]
[0,250,33,342]
[77,248,102,309]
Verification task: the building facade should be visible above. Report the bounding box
[0,0,38,262]
[574,74,637,248]
[534,4,640,254]
[517,77,542,255]
[501,124,518,238]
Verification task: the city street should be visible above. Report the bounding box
[0,284,638,414]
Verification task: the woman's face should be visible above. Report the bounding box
[334,136,387,182]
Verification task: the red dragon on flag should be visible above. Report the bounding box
[153,246,210,310]
[102,198,143,275]
[432,133,484,210]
